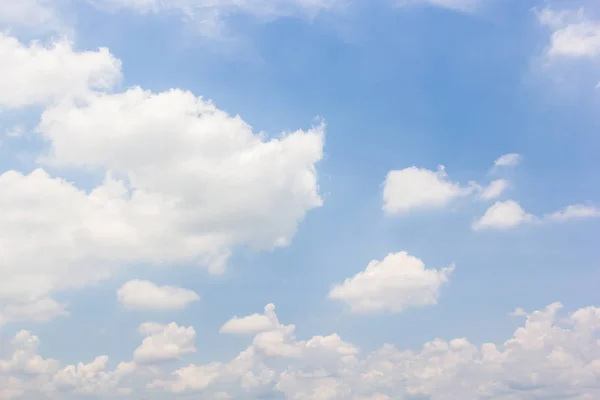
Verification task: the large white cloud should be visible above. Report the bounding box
[328,251,454,313]
[0,34,121,109]
[117,280,200,311]
[383,166,475,215]
[0,35,325,324]
[2,302,600,398]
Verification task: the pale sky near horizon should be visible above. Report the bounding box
[1,0,600,399]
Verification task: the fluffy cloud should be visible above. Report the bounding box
[494,152,521,168]
[117,280,200,311]
[473,200,534,230]
[220,303,279,335]
[474,200,599,230]
[2,302,600,398]
[0,331,134,397]
[328,252,454,313]
[148,302,600,398]
[0,36,324,324]
[538,8,600,58]
[480,178,509,200]
[133,322,196,364]
[0,34,121,109]
[383,166,475,214]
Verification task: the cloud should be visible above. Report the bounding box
[0,35,324,324]
[2,302,600,398]
[328,251,454,313]
[220,303,280,335]
[538,8,600,59]
[117,280,200,311]
[383,166,475,215]
[150,302,600,399]
[472,200,535,230]
[474,201,599,230]
[480,179,509,200]
[133,322,196,364]
[0,34,122,109]
[494,153,521,168]
[396,0,481,13]
[546,204,600,221]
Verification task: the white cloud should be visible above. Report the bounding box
[472,200,535,230]
[474,200,600,230]
[480,179,509,200]
[546,204,600,221]
[133,322,196,364]
[494,153,521,167]
[0,330,134,397]
[220,303,279,335]
[538,8,600,58]
[2,302,600,398]
[396,0,481,13]
[383,166,474,214]
[117,280,200,311]
[149,302,600,399]
[328,252,454,313]
[0,38,324,324]
[0,34,121,109]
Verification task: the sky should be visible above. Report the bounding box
[1,0,600,399]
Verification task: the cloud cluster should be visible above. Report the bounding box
[382,152,598,231]
[1,302,599,399]
[0,34,324,324]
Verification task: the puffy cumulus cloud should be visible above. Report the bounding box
[546,204,600,221]
[90,0,343,37]
[117,280,200,311]
[472,200,535,230]
[0,331,134,397]
[494,152,521,168]
[474,200,600,230]
[328,252,454,313]
[383,166,475,215]
[480,179,509,200]
[0,37,324,324]
[396,0,481,13]
[151,302,600,399]
[2,302,600,398]
[0,34,121,109]
[220,303,280,335]
[538,8,600,59]
[133,322,196,364]
[0,331,59,375]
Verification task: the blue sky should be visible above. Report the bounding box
[1,0,600,399]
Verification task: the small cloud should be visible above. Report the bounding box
[472,200,535,230]
[494,153,521,168]
[546,204,600,221]
[117,280,200,311]
[481,179,509,201]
